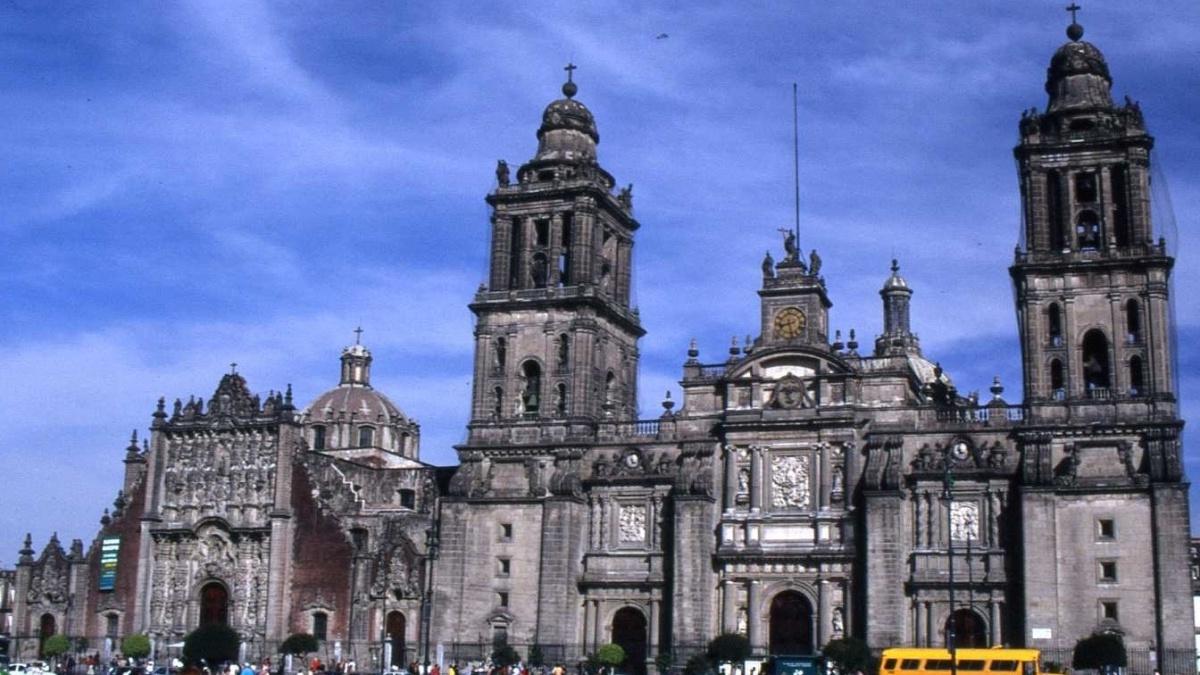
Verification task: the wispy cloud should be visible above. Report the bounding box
[1,0,1199,552]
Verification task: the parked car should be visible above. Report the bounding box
[9,664,30,674]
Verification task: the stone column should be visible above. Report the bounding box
[747,580,762,653]
[592,600,602,651]
[989,598,1002,646]
[723,445,738,512]
[722,580,738,633]
[1108,292,1124,394]
[817,580,831,648]
[914,493,925,548]
[750,447,764,512]
[649,599,660,655]
[819,445,831,508]
[1063,297,1077,396]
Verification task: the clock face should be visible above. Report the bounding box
[951,441,971,462]
[774,307,807,339]
[623,452,640,468]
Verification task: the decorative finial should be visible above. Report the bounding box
[891,258,900,274]
[354,326,364,345]
[990,375,1005,400]
[230,362,238,375]
[661,390,675,413]
[1065,3,1084,41]
[687,338,699,361]
[562,62,578,98]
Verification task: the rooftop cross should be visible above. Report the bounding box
[1066,3,1081,24]
[354,326,364,345]
[561,62,579,98]
[564,62,577,82]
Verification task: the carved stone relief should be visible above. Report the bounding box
[949,502,980,542]
[771,454,811,509]
[618,504,647,543]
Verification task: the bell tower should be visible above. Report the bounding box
[1012,11,1191,664]
[467,66,644,438]
[1011,15,1173,411]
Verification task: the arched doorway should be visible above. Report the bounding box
[945,609,987,648]
[38,614,56,658]
[611,607,648,675]
[386,611,406,668]
[199,582,229,627]
[769,591,814,655]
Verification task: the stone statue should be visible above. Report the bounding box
[832,606,845,636]
[495,159,510,186]
[782,229,798,262]
[617,184,633,210]
[808,249,822,276]
[761,251,775,278]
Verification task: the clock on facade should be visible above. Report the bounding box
[773,307,807,339]
[951,440,971,462]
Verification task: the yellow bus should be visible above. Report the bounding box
[878,648,1042,675]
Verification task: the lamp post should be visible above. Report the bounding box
[943,460,958,675]
[421,521,441,671]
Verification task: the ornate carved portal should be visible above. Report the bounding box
[769,591,814,656]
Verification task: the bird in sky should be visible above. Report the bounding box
[655,33,669,39]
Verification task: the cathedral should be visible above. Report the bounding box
[8,15,1194,675]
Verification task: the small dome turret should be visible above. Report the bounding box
[1045,17,1114,114]
[534,65,599,164]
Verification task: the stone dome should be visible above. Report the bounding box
[305,384,409,426]
[301,340,420,458]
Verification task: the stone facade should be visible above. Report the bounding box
[8,18,1195,675]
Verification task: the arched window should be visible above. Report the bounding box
[312,611,328,641]
[1074,172,1098,203]
[1050,359,1065,399]
[555,383,568,416]
[358,426,375,448]
[105,613,119,639]
[1081,330,1111,392]
[312,425,326,451]
[494,338,507,372]
[1047,170,1065,250]
[1125,299,1142,343]
[1076,210,1101,250]
[945,608,988,648]
[1047,303,1063,346]
[1129,356,1144,397]
[520,361,541,414]
[531,252,549,288]
[605,371,617,406]
[557,334,570,370]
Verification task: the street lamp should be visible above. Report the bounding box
[942,450,960,675]
[421,522,441,671]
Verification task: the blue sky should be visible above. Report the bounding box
[2,1,1198,560]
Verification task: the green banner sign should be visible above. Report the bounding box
[98,537,120,591]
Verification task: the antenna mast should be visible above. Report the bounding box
[792,82,801,244]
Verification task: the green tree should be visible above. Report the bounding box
[183,624,241,666]
[1072,632,1127,671]
[279,634,320,656]
[594,644,627,670]
[42,635,71,662]
[528,645,545,668]
[122,634,152,660]
[706,634,751,665]
[491,645,521,669]
[654,652,673,675]
[822,638,871,675]
[683,654,713,675]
